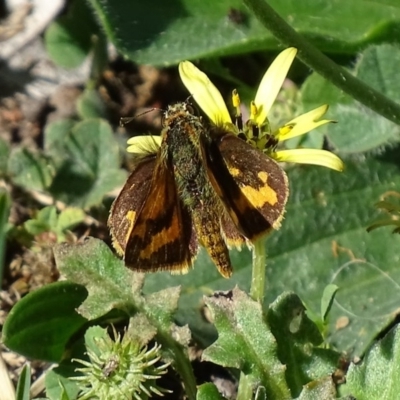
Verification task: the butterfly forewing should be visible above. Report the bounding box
[124,159,198,273]
[108,156,156,256]
[203,130,289,241]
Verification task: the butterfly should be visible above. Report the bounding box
[108,102,288,278]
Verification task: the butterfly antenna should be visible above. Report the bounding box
[120,108,162,127]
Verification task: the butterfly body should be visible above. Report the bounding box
[164,103,233,277]
[109,102,288,278]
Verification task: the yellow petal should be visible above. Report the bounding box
[253,47,297,126]
[179,61,231,126]
[276,105,334,141]
[126,135,161,153]
[273,149,344,171]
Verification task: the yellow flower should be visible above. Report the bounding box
[179,47,344,172]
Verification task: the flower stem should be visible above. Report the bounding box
[250,237,267,303]
[237,238,267,398]
[243,0,400,126]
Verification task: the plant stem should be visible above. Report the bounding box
[243,0,400,126]
[250,237,267,303]
[237,372,253,400]
[237,238,267,399]
[159,334,197,400]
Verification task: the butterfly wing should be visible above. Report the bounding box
[123,158,198,273]
[203,130,289,242]
[108,156,156,256]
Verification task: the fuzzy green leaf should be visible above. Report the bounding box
[144,287,182,330]
[267,293,340,397]
[53,238,183,332]
[53,237,141,319]
[341,325,400,399]
[302,44,400,153]
[87,0,400,66]
[203,287,290,399]
[127,314,158,345]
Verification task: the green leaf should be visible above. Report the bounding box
[297,376,336,400]
[367,218,400,233]
[38,206,58,227]
[321,284,339,322]
[254,386,266,400]
[0,137,10,175]
[375,200,400,214]
[53,238,186,342]
[24,206,58,236]
[144,287,183,331]
[54,238,197,399]
[301,72,350,112]
[45,368,79,400]
[327,103,400,153]
[302,44,400,153]
[143,149,400,356]
[341,324,400,399]
[53,238,140,319]
[203,287,290,399]
[87,0,400,66]
[8,147,55,191]
[23,219,50,236]
[367,197,400,233]
[267,293,340,397]
[77,88,108,120]
[45,0,100,68]
[3,281,88,362]
[196,383,226,400]
[46,119,127,208]
[83,325,110,355]
[0,189,11,285]
[44,119,76,156]
[357,45,400,103]
[56,208,86,235]
[16,364,31,400]
[127,314,157,345]
[23,206,85,242]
